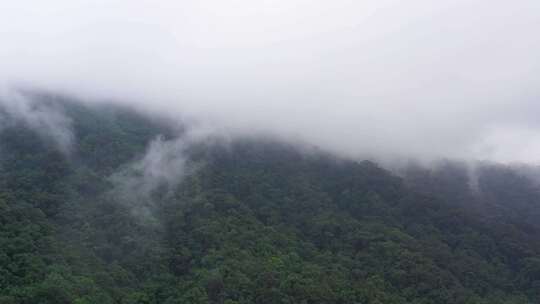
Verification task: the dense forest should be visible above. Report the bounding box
[1,95,540,303]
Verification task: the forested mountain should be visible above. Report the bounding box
[1,96,540,304]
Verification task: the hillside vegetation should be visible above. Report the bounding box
[1,97,540,303]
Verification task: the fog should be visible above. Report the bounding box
[109,126,220,220]
[1,0,540,163]
[0,89,74,154]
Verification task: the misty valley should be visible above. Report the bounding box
[1,94,540,304]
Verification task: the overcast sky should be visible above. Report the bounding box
[1,0,540,163]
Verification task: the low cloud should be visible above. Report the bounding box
[1,0,540,164]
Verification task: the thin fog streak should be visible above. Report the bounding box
[108,126,217,223]
[0,88,74,155]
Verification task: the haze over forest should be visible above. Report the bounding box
[2,1,540,304]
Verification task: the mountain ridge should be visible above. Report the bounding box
[0,96,539,303]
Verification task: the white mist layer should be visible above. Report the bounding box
[1,0,540,164]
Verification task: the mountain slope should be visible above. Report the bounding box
[0,96,540,304]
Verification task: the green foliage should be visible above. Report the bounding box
[0,99,539,303]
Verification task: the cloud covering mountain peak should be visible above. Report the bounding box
[1,0,540,163]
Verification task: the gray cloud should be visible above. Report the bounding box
[1,0,540,163]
